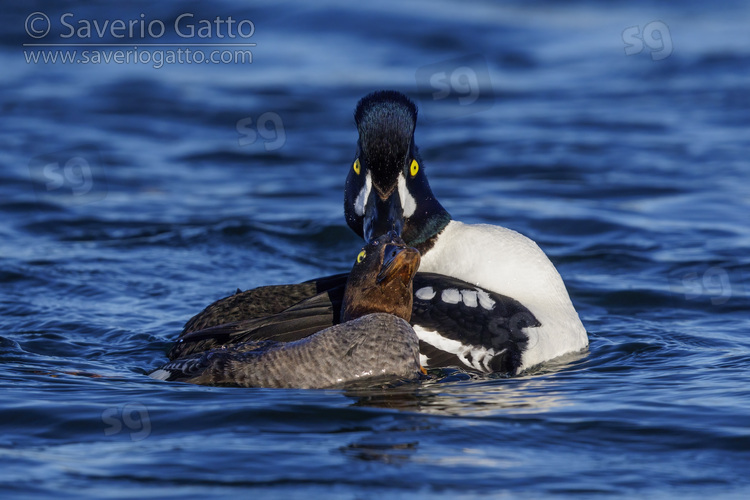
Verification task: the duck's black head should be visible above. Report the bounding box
[344,90,451,254]
[341,231,420,323]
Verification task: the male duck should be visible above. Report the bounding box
[345,90,588,372]
[168,91,587,376]
[150,233,423,389]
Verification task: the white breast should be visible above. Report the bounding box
[418,220,588,371]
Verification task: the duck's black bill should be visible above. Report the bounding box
[363,190,405,243]
[377,244,420,284]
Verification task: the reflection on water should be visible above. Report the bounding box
[347,353,585,416]
[340,440,420,465]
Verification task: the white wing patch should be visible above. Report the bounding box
[415,326,506,373]
[460,290,478,308]
[419,353,428,367]
[434,288,484,308]
[149,369,171,381]
[476,289,496,310]
[441,288,461,304]
[354,171,372,217]
[397,174,416,217]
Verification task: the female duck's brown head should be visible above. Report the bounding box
[341,231,420,323]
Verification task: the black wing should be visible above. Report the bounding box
[169,274,347,360]
[180,273,349,335]
[411,273,541,374]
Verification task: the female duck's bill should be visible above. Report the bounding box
[149,233,424,389]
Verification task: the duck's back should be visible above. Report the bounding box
[151,313,421,389]
[418,220,588,371]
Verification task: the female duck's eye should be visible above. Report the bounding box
[353,158,361,175]
[356,250,366,263]
[410,159,419,177]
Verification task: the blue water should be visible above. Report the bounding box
[2,0,750,497]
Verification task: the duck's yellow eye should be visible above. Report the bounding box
[356,250,366,263]
[410,159,419,177]
[353,158,361,175]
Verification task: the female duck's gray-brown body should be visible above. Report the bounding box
[150,233,423,389]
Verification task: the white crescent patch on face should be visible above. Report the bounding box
[354,171,372,217]
[397,174,416,217]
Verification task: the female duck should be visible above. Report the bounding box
[150,233,423,389]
